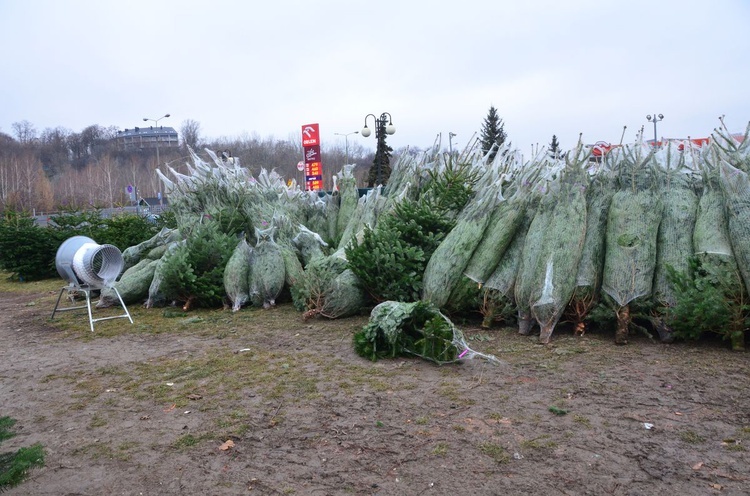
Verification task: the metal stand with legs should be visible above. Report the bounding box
[50,284,133,333]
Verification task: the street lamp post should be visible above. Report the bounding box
[646,113,664,147]
[143,113,170,204]
[334,131,359,165]
[361,112,395,186]
[143,113,171,169]
[449,132,457,154]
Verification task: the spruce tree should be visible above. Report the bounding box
[480,105,507,163]
[549,135,561,159]
[367,119,393,187]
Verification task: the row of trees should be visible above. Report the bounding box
[479,105,562,161]
[1,107,527,213]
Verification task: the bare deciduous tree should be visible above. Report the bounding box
[181,119,202,151]
[11,120,37,145]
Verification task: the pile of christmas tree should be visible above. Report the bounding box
[102,120,750,353]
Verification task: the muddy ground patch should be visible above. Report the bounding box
[1,282,749,495]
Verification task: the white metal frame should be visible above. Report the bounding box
[50,283,133,333]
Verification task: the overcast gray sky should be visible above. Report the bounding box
[2,0,749,156]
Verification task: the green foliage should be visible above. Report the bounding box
[549,135,561,159]
[548,406,568,416]
[353,300,459,363]
[346,224,424,303]
[205,206,253,239]
[479,289,516,328]
[419,158,480,216]
[290,255,353,317]
[0,212,59,280]
[366,118,394,187]
[0,416,45,491]
[48,209,107,238]
[444,276,482,315]
[666,257,748,350]
[48,211,159,251]
[348,161,479,305]
[159,221,236,309]
[381,199,455,253]
[479,105,507,163]
[586,293,658,339]
[97,214,160,251]
[0,209,160,281]
[154,209,178,230]
[346,198,454,303]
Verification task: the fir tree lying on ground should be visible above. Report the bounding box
[0,416,45,491]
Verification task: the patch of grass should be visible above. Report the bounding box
[520,435,557,450]
[478,442,510,463]
[0,272,60,294]
[438,381,475,406]
[89,415,107,428]
[573,414,591,428]
[432,442,448,456]
[679,430,706,444]
[71,442,115,460]
[345,366,392,392]
[415,416,429,425]
[723,442,745,452]
[96,365,124,376]
[118,441,140,452]
[174,434,201,449]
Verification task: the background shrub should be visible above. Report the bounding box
[0,210,161,281]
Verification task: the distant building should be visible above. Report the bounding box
[587,132,746,162]
[115,126,179,151]
[139,196,168,211]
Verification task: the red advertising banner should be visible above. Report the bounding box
[305,162,322,177]
[301,123,323,191]
[306,179,323,191]
[301,123,320,146]
[304,145,321,164]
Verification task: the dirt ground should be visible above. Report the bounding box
[1,286,749,496]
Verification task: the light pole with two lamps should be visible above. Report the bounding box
[143,113,171,169]
[143,113,170,204]
[361,113,395,186]
[334,130,359,165]
[646,113,664,147]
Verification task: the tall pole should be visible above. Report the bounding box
[143,113,170,203]
[376,115,385,185]
[646,113,664,147]
[334,131,358,165]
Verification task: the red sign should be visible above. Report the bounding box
[301,123,323,191]
[306,179,323,191]
[305,162,322,177]
[301,123,320,146]
[304,145,321,164]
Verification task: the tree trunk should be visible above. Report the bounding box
[615,304,630,345]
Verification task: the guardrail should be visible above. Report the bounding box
[32,205,169,227]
